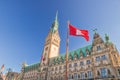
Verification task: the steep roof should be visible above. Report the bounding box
[49,45,92,65]
[24,45,92,70]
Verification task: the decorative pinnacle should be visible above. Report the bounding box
[105,33,109,42]
[93,28,97,34]
[55,10,58,22]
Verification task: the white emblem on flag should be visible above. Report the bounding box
[76,29,83,35]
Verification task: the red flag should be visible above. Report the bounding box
[42,55,45,61]
[69,24,89,41]
[41,55,45,65]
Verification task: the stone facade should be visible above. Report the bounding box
[17,13,120,80]
[5,71,19,80]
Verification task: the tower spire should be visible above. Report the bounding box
[55,10,58,22]
[51,11,59,33]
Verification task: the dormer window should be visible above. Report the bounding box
[74,52,78,59]
[80,50,83,57]
[69,54,72,60]
[97,46,101,51]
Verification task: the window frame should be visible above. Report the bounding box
[80,61,84,66]
[96,56,100,61]
[87,60,91,64]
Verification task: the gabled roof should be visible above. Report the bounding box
[24,45,92,70]
[50,45,92,65]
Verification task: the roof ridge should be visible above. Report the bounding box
[60,44,92,56]
[25,62,40,68]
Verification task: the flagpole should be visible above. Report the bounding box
[65,21,69,80]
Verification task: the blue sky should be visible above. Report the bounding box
[0,0,120,73]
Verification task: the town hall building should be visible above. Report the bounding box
[16,13,120,80]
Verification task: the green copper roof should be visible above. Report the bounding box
[53,45,92,64]
[51,11,58,33]
[24,62,40,72]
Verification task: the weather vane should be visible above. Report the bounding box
[93,28,97,33]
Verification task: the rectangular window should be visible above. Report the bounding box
[88,71,92,78]
[80,62,84,66]
[87,60,91,64]
[118,69,120,75]
[59,66,62,70]
[101,68,107,77]
[80,72,84,79]
[55,67,57,70]
[52,68,54,71]
[97,46,101,51]
[69,74,72,79]
[74,73,78,79]
[74,63,77,67]
[96,56,100,61]
[101,55,106,60]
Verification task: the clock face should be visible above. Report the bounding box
[49,45,59,58]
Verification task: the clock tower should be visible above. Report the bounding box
[41,12,60,66]
[39,12,60,80]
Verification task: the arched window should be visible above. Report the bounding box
[78,74,80,78]
[118,69,120,75]
[85,73,87,78]
[72,75,74,79]
[107,69,111,75]
[97,71,100,76]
